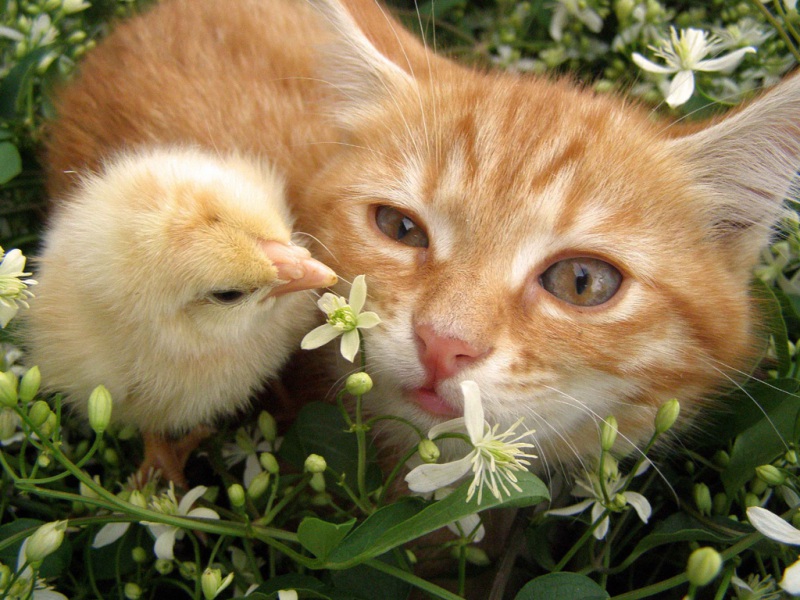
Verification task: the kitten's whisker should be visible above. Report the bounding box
[541,384,678,501]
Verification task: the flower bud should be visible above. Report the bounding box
[345,372,373,396]
[453,546,490,566]
[38,411,57,438]
[405,549,417,565]
[0,371,18,407]
[786,450,798,465]
[686,547,722,587]
[600,415,618,451]
[310,472,326,493]
[25,520,68,565]
[103,447,120,466]
[278,591,299,600]
[132,547,148,564]
[124,582,142,600]
[179,561,198,580]
[28,400,51,428]
[693,483,712,516]
[247,471,270,500]
[601,454,619,480]
[18,366,40,403]
[418,439,440,464]
[88,385,113,434]
[750,476,768,496]
[228,484,246,508]
[257,411,277,442]
[154,559,174,575]
[37,453,51,468]
[712,450,730,469]
[755,464,786,487]
[0,563,10,588]
[655,399,680,434]
[610,493,627,511]
[304,453,327,474]
[744,492,760,508]
[0,409,18,441]
[260,452,279,474]
[712,493,727,516]
[201,567,234,600]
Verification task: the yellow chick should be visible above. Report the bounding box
[25,148,337,486]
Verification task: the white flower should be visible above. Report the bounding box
[547,459,651,539]
[145,483,220,560]
[0,248,37,328]
[747,506,800,594]
[278,591,298,600]
[632,27,756,107]
[405,381,537,504]
[549,0,603,41]
[300,275,381,362]
[221,426,275,488]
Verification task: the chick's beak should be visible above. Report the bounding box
[258,240,337,297]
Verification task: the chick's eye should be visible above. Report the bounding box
[208,290,248,305]
[540,257,622,307]
[375,205,429,248]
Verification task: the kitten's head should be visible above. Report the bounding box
[300,0,800,469]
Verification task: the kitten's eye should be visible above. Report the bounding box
[540,257,622,307]
[374,205,429,248]
[208,289,248,305]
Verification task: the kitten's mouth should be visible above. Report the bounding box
[412,387,462,419]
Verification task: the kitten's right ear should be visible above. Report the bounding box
[308,0,418,128]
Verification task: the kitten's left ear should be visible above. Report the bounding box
[309,0,418,128]
[669,75,800,263]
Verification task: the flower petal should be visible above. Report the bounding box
[547,499,594,517]
[356,312,381,329]
[405,453,474,493]
[591,503,609,539]
[92,522,130,548]
[348,275,367,314]
[666,70,695,107]
[154,528,178,560]
[428,417,467,440]
[187,507,221,521]
[747,507,800,545]
[301,324,341,350]
[782,559,800,594]
[460,381,484,444]
[632,53,677,74]
[340,329,361,362]
[178,485,208,514]
[695,47,755,73]
[625,492,652,524]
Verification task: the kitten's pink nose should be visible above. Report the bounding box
[416,323,489,384]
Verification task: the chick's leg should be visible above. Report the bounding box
[139,427,213,489]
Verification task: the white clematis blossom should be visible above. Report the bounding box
[300,275,381,362]
[2,537,68,599]
[405,381,537,504]
[747,506,800,594]
[145,483,220,560]
[548,459,652,539]
[0,247,37,328]
[632,27,755,107]
[549,0,603,41]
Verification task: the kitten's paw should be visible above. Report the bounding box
[262,240,337,295]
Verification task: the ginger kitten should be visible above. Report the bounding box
[38,0,800,472]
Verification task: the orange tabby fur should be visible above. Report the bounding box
[40,0,800,472]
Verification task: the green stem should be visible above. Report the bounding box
[552,509,611,572]
[751,0,800,63]
[364,557,465,600]
[377,445,421,506]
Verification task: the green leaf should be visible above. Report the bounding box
[514,573,609,600]
[232,574,330,599]
[754,278,792,376]
[0,141,22,184]
[318,471,549,569]
[613,513,750,572]
[0,46,54,119]
[330,552,411,600]
[721,378,800,497]
[298,518,357,560]
[279,402,382,495]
